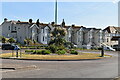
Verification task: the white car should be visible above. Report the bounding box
[73,45,78,48]
[104,46,116,51]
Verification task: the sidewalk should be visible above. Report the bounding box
[1,63,37,70]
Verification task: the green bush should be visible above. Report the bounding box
[57,46,65,50]
[56,50,66,55]
[31,50,51,55]
[64,42,74,49]
[70,50,78,55]
[47,45,57,53]
[65,49,70,53]
[41,50,51,55]
[35,50,42,54]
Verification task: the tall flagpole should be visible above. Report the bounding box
[55,0,57,24]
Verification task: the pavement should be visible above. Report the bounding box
[0,49,119,79]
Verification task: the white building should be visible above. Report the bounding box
[1,18,119,49]
[103,26,120,47]
[1,18,52,44]
[71,26,103,49]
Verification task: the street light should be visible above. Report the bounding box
[101,45,104,57]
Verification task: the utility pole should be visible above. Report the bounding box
[55,0,57,24]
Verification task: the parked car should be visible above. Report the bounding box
[113,45,120,51]
[104,46,116,51]
[2,44,20,50]
[73,44,78,48]
[101,43,116,51]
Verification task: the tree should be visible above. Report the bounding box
[49,27,67,46]
[8,38,16,44]
[33,39,37,44]
[2,36,6,43]
[24,38,32,46]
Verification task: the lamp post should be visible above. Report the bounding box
[15,44,19,58]
[16,49,18,58]
[101,45,104,57]
[55,0,57,24]
[118,38,120,51]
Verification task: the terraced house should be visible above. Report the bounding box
[71,26,103,49]
[0,18,119,49]
[103,26,120,47]
[1,18,53,44]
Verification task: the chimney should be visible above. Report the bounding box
[29,19,32,23]
[62,19,65,27]
[36,19,40,26]
[72,24,75,27]
[18,20,20,22]
[4,18,7,22]
[51,22,55,26]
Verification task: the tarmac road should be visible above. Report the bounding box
[1,50,119,78]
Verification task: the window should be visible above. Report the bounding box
[8,26,10,30]
[15,27,16,30]
[43,36,44,41]
[20,37,22,40]
[37,29,39,33]
[69,37,71,41]
[107,38,109,42]
[43,29,44,33]
[46,29,48,33]
[78,38,80,42]
[98,39,100,42]
[78,32,79,35]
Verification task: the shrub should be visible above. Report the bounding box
[56,50,66,55]
[57,46,65,50]
[41,50,51,55]
[64,42,74,49]
[35,50,42,54]
[70,50,78,55]
[47,45,57,53]
[65,49,70,53]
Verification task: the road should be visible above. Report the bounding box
[0,50,119,78]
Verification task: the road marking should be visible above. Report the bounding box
[0,70,15,73]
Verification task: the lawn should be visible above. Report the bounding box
[0,52,111,60]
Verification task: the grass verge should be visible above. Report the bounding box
[0,53,111,60]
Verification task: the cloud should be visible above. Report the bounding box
[112,0,119,4]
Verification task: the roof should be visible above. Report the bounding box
[103,26,113,33]
[16,22,29,24]
[103,26,120,33]
[86,28,101,31]
[113,27,120,33]
[14,21,50,28]
[30,24,39,29]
